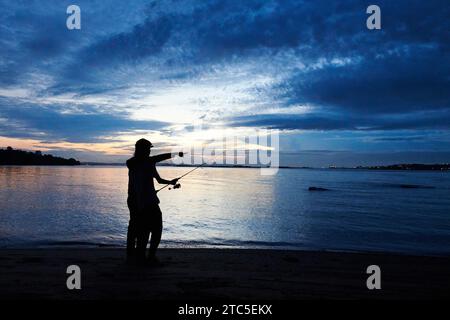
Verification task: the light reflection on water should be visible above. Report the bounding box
[1,166,450,255]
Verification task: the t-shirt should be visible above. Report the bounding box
[126,153,172,211]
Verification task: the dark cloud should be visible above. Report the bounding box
[0,5,84,85]
[372,136,426,142]
[0,101,168,143]
[230,113,357,130]
[76,16,172,69]
[229,110,450,131]
[282,50,450,114]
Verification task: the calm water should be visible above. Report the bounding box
[0,166,449,255]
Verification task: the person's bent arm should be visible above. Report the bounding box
[154,168,178,185]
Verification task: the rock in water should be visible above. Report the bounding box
[399,184,435,189]
[308,187,330,191]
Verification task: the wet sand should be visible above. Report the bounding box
[0,248,449,299]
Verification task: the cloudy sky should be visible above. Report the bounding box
[0,0,449,166]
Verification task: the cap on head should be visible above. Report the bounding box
[135,138,153,149]
[134,138,153,158]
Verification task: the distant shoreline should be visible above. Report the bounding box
[0,147,80,166]
[80,162,450,171]
[1,162,449,171]
[1,147,448,170]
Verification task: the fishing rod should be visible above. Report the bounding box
[156,162,207,193]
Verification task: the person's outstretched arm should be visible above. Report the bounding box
[151,152,184,163]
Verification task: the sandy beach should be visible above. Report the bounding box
[0,248,449,300]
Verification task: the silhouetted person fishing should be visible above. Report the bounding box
[126,138,183,265]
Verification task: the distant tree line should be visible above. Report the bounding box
[0,147,80,165]
[359,163,450,171]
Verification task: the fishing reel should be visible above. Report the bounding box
[168,183,181,190]
[156,163,205,193]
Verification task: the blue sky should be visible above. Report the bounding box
[0,0,449,166]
